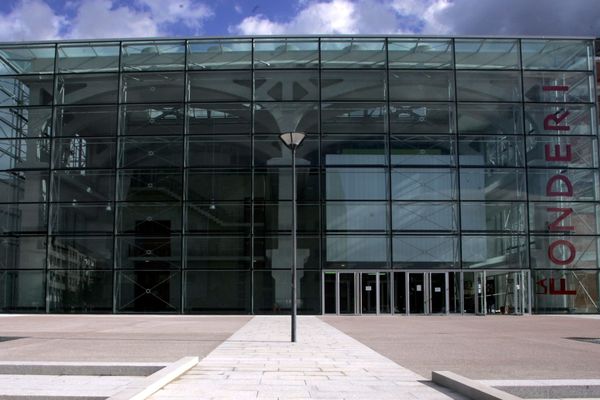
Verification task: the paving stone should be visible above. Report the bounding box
[149,316,466,400]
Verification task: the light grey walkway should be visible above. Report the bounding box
[0,374,145,397]
[150,316,466,400]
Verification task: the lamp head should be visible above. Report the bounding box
[279,132,306,150]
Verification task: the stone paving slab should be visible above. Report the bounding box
[149,316,466,400]
[0,374,145,397]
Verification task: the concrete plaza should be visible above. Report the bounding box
[0,314,599,399]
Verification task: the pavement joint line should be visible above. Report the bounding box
[432,371,523,400]
[107,356,198,400]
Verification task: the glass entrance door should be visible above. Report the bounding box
[361,273,377,314]
[339,273,356,314]
[485,271,526,315]
[408,272,448,314]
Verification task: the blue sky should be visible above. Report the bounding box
[0,0,599,41]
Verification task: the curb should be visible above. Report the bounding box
[0,362,166,376]
[107,357,198,400]
[432,371,522,400]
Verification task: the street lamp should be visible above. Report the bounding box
[279,131,306,343]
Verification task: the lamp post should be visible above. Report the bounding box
[279,132,306,343]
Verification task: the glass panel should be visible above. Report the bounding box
[339,272,355,314]
[460,168,526,201]
[392,168,457,201]
[325,235,387,268]
[49,203,113,234]
[392,202,457,232]
[526,136,597,168]
[116,236,181,269]
[393,271,406,313]
[186,202,251,233]
[326,202,387,232]
[522,39,593,71]
[322,134,386,166]
[529,202,600,235]
[118,136,182,168]
[254,39,319,69]
[0,203,47,234]
[253,236,320,269]
[253,270,320,314]
[120,104,184,136]
[57,43,120,73]
[462,235,528,268]
[254,102,318,134]
[121,72,185,103]
[388,39,452,69]
[523,71,594,103]
[525,104,597,136]
[461,202,526,233]
[456,71,521,102]
[459,135,524,167]
[391,135,455,166]
[321,70,385,101]
[361,272,377,314]
[116,270,181,312]
[187,170,250,201]
[390,103,455,134]
[118,170,182,202]
[458,103,523,135]
[393,235,459,268]
[55,73,119,105]
[408,273,425,313]
[321,103,386,134]
[0,139,50,170]
[187,135,251,167]
[534,270,599,313]
[188,39,252,70]
[188,71,252,102]
[52,170,115,202]
[185,270,251,314]
[390,71,454,101]
[0,107,52,139]
[0,171,48,203]
[54,106,117,137]
[185,236,250,269]
[0,45,55,75]
[48,236,113,269]
[48,270,112,313]
[324,168,387,200]
[254,70,318,101]
[455,39,519,69]
[530,235,599,269]
[321,39,385,68]
[430,273,446,313]
[527,169,598,201]
[117,203,181,235]
[121,41,185,71]
[254,168,319,202]
[0,270,45,312]
[187,103,251,135]
[324,272,336,313]
[254,203,320,233]
[0,75,53,106]
[53,137,116,169]
[0,236,46,269]
[254,134,318,167]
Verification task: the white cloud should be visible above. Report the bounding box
[232,0,600,37]
[0,0,65,41]
[0,0,213,41]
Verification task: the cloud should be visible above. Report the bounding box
[0,0,65,41]
[0,0,213,41]
[232,0,600,37]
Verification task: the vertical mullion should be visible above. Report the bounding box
[250,38,255,315]
[112,40,123,313]
[180,40,188,314]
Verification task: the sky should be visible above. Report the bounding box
[0,0,599,42]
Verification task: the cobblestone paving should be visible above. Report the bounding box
[150,316,465,400]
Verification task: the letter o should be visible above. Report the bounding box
[548,240,576,265]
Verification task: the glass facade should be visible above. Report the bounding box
[0,37,598,315]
